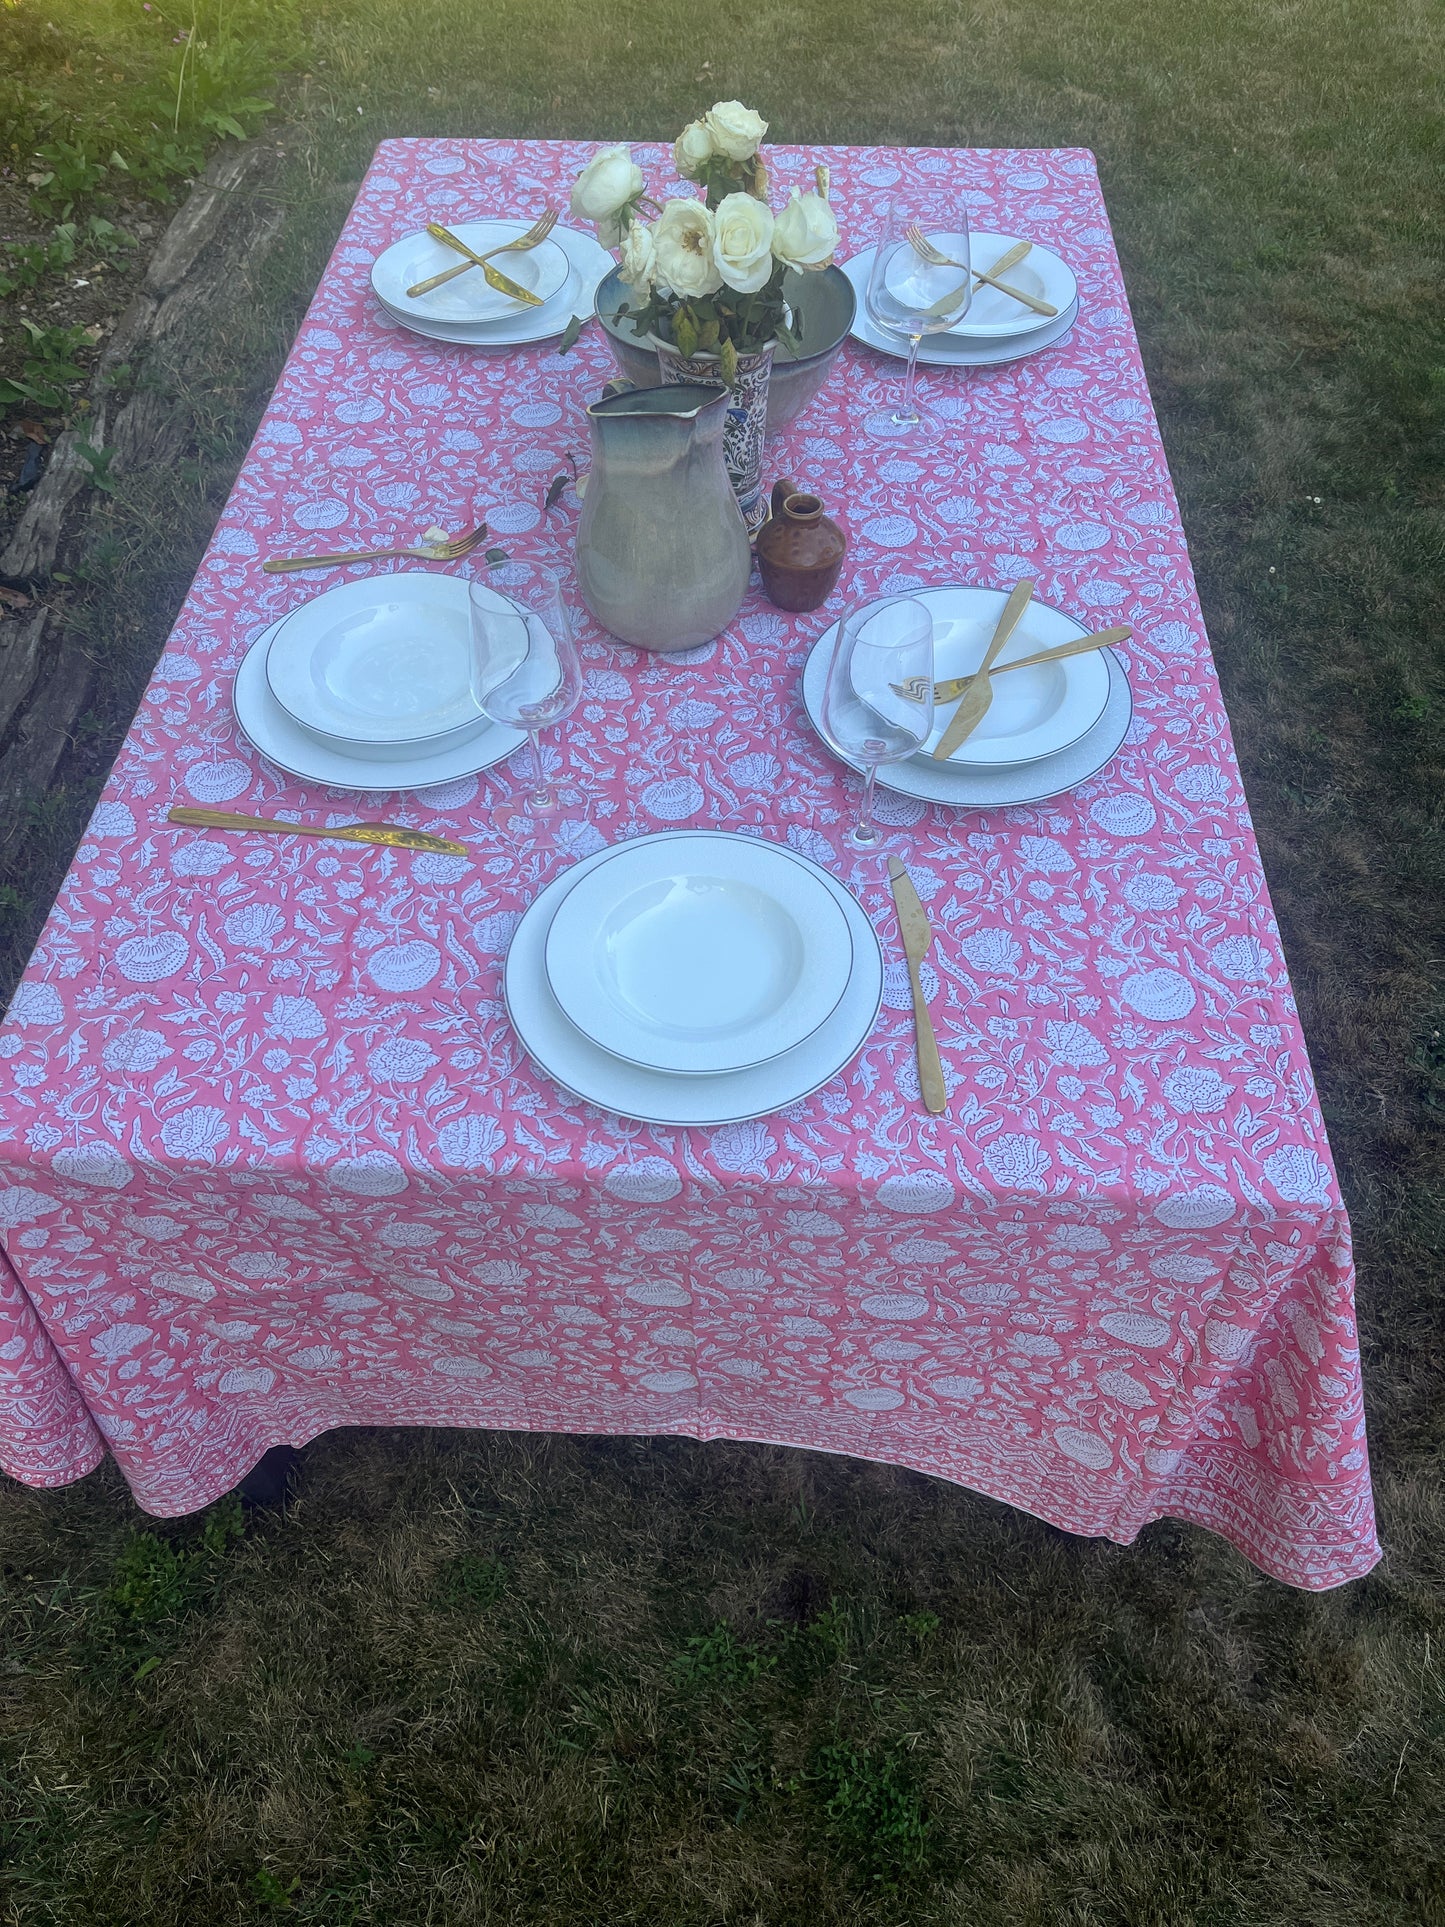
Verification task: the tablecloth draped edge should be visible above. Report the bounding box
[72,1381,1381,1592]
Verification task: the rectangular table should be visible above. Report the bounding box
[0,140,1379,1589]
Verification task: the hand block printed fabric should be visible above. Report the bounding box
[0,142,1378,1589]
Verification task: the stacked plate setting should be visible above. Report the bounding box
[504,831,885,1126]
[803,585,1133,809]
[843,231,1079,368]
[369,219,614,349]
[233,572,525,791]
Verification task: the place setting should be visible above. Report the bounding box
[802,577,1132,826]
[842,190,1079,433]
[225,555,582,816]
[504,827,885,1128]
[369,207,614,349]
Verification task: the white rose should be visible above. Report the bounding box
[653,198,723,299]
[712,191,775,294]
[569,143,644,245]
[618,220,657,293]
[703,99,768,162]
[673,119,714,181]
[771,187,839,270]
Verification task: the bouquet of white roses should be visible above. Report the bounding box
[569,103,840,381]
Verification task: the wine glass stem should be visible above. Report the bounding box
[527,728,553,808]
[901,334,922,422]
[856,764,880,843]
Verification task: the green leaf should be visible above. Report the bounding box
[485,547,509,566]
[719,337,738,387]
[133,1655,163,1683]
[544,472,570,512]
[75,440,119,493]
[556,312,586,356]
[673,308,699,360]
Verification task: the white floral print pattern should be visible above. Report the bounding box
[0,142,1377,1591]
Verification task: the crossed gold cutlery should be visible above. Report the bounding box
[261,524,488,574]
[405,211,557,302]
[888,857,946,1115]
[910,230,1057,319]
[168,807,468,856]
[931,580,1036,761]
[893,626,1131,705]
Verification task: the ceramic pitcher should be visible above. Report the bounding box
[575,382,751,653]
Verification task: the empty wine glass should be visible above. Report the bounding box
[865,194,972,435]
[821,593,935,849]
[469,560,582,820]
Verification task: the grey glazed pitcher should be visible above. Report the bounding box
[575,383,752,653]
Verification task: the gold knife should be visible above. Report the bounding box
[932,579,1035,761]
[406,223,543,306]
[895,627,1132,705]
[168,807,468,856]
[888,857,947,1116]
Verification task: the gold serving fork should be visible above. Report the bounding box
[261,524,488,575]
[907,227,1057,318]
[168,807,468,856]
[893,626,1132,703]
[405,210,558,302]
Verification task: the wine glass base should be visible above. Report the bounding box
[490,793,590,853]
[866,402,945,441]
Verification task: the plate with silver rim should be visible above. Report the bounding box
[901,231,1078,340]
[264,571,517,756]
[543,832,855,1076]
[842,246,1080,367]
[816,585,1112,770]
[371,219,570,324]
[506,832,884,1127]
[801,622,1133,809]
[233,618,523,792]
[372,225,613,349]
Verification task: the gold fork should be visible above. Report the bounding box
[906,225,1057,317]
[893,627,1132,702]
[406,210,558,301]
[261,525,489,575]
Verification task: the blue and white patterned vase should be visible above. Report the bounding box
[655,339,776,538]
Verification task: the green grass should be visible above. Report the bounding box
[2,0,1445,1919]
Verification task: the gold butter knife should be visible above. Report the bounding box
[932,580,1035,761]
[168,807,467,856]
[888,857,946,1116]
[893,627,1132,705]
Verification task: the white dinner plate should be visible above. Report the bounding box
[843,247,1080,366]
[802,626,1133,809]
[828,586,1112,768]
[543,832,855,1075]
[506,833,884,1126]
[914,232,1078,340]
[264,571,516,752]
[373,225,613,349]
[234,617,524,792]
[371,220,570,324]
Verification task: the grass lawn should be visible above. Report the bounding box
[2,0,1444,1919]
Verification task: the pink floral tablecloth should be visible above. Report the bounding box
[0,141,1379,1588]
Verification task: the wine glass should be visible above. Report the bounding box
[468,560,582,820]
[865,194,972,435]
[821,592,935,849]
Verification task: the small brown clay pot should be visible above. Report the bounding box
[756,477,847,613]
